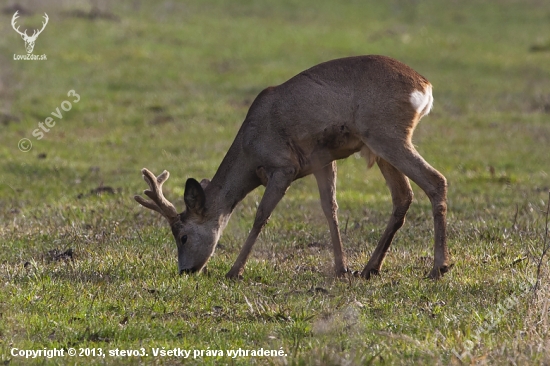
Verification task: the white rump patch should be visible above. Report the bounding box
[409,84,433,117]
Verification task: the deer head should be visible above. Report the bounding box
[11,11,49,54]
[134,168,217,274]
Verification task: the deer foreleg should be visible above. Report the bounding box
[226,168,295,279]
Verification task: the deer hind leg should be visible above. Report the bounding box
[226,167,295,279]
[361,158,413,279]
[313,161,348,276]
[367,140,450,279]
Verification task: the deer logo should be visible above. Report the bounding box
[11,11,49,54]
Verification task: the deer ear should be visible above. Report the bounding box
[184,178,206,214]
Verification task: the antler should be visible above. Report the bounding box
[11,11,27,37]
[11,11,49,39]
[32,13,49,38]
[134,168,179,225]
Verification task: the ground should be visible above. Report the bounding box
[0,0,549,364]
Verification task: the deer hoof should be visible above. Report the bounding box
[360,268,379,280]
[225,270,244,280]
[335,267,351,278]
[426,264,452,280]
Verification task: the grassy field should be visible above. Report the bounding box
[1,0,549,364]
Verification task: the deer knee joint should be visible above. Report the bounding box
[393,191,412,220]
[405,189,414,206]
[433,202,447,216]
[395,190,413,211]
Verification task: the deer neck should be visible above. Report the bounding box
[205,131,258,230]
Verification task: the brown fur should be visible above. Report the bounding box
[135,55,451,280]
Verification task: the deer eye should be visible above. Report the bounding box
[180,235,188,244]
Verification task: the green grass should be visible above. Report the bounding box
[1,0,550,364]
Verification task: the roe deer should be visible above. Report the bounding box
[135,55,451,280]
